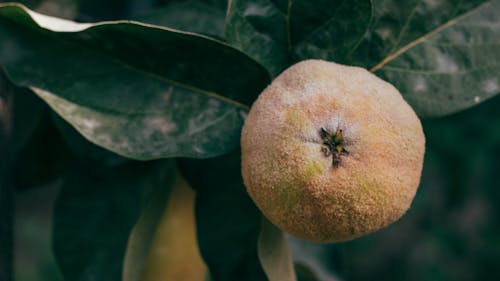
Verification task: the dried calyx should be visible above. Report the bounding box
[319,127,349,167]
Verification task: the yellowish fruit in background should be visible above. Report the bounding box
[140,175,207,281]
[241,60,425,243]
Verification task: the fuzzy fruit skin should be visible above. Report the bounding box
[241,60,425,243]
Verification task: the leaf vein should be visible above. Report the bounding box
[370,0,493,73]
[381,64,500,75]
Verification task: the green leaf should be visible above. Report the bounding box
[225,0,290,76]
[134,0,227,38]
[258,218,297,281]
[0,3,270,160]
[14,111,74,190]
[0,69,16,281]
[122,172,176,281]
[351,0,500,117]
[7,81,45,153]
[52,160,175,281]
[290,0,372,63]
[179,151,268,281]
[225,0,372,76]
[52,113,128,166]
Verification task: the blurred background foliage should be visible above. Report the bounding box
[4,0,500,281]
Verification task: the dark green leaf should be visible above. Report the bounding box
[225,0,290,76]
[0,3,270,160]
[352,0,486,67]
[0,68,15,281]
[52,113,127,166]
[134,0,227,38]
[122,171,177,281]
[10,90,44,154]
[290,0,372,63]
[225,0,372,76]
[2,73,45,281]
[351,0,500,117]
[52,160,175,281]
[258,218,297,281]
[0,68,44,153]
[14,111,74,189]
[179,151,268,281]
